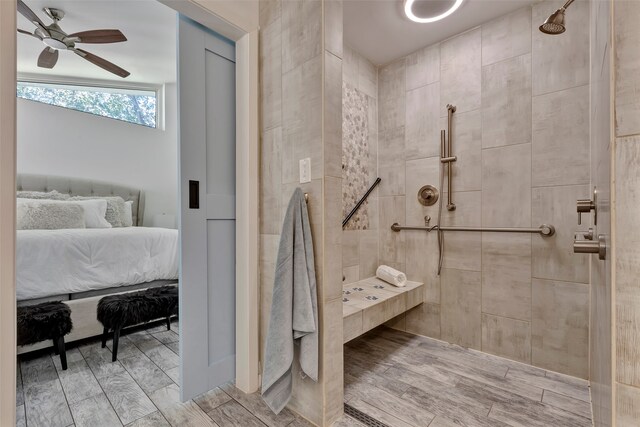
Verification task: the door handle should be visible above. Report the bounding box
[573,233,606,260]
[189,180,199,209]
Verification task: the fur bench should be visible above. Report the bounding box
[17,302,73,370]
[97,286,178,361]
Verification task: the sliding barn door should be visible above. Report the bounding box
[178,15,236,401]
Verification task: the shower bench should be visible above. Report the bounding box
[342,277,423,343]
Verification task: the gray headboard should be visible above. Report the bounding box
[16,174,145,226]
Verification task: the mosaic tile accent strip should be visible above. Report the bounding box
[342,82,371,230]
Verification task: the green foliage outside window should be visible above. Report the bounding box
[17,82,157,128]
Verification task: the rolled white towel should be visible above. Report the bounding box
[376,265,407,287]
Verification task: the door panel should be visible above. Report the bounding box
[178,15,236,401]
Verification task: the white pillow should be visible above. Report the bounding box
[17,198,111,229]
[123,201,134,227]
[17,199,85,230]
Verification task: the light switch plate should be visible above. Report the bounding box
[299,158,311,183]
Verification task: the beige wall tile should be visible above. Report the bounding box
[532,184,589,284]
[259,17,282,132]
[324,176,343,302]
[358,54,378,99]
[344,311,363,343]
[482,54,531,149]
[531,0,589,95]
[259,0,280,28]
[616,383,640,426]
[614,0,640,136]
[281,0,321,73]
[405,157,440,226]
[406,83,440,160]
[281,55,323,184]
[482,314,531,364]
[441,268,482,350]
[482,232,531,321]
[442,109,482,192]
[481,143,531,228]
[324,0,342,59]
[343,44,358,88]
[406,303,441,339]
[406,43,440,91]
[362,295,407,332]
[441,191,481,227]
[322,297,344,423]
[343,230,359,267]
[324,51,343,179]
[443,231,481,272]
[378,127,406,196]
[615,137,640,388]
[379,59,406,132]
[379,196,406,265]
[406,232,440,304]
[481,7,531,66]
[343,265,359,285]
[532,278,589,378]
[532,85,589,187]
[260,127,282,235]
[359,230,379,279]
[440,28,481,116]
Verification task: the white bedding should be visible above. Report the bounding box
[17,227,179,301]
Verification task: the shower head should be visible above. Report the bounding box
[539,0,575,35]
[539,8,566,34]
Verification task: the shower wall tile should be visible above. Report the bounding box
[260,127,282,235]
[281,0,321,73]
[440,191,482,227]
[441,110,482,192]
[443,231,481,272]
[379,59,406,132]
[259,0,280,27]
[440,28,481,116]
[359,230,379,279]
[378,127,406,196]
[481,54,532,149]
[531,0,589,95]
[441,268,482,350]
[259,16,282,132]
[325,51,343,179]
[532,184,589,284]
[281,55,323,184]
[615,0,640,136]
[358,54,378,99]
[406,43,440,91]
[379,196,406,265]
[405,82,440,160]
[481,7,531,66]
[343,45,358,88]
[482,314,531,364]
[405,157,440,226]
[406,232,440,304]
[532,85,589,187]
[481,232,532,321]
[406,303,441,339]
[481,143,531,228]
[343,230,359,267]
[324,0,343,59]
[343,265,359,285]
[532,278,589,379]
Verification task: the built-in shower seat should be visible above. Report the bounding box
[342,277,423,343]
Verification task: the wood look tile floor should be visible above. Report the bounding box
[344,327,593,427]
[16,322,593,427]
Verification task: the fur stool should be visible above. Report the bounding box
[17,302,73,370]
[97,286,178,361]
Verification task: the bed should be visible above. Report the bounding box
[16,174,179,353]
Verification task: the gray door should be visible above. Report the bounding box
[178,15,236,401]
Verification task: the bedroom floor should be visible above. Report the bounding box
[16,320,315,427]
[344,327,593,427]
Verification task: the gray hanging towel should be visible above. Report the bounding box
[261,188,318,414]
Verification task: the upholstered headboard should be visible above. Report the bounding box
[16,174,145,226]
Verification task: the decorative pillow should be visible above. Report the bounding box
[123,201,134,227]
[73,199,111,228]
[17,190,70,200]
[70,196,127,227]
[17,199,85,230]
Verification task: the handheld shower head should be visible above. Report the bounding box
[539,8,566,34]
[539,0,575,35]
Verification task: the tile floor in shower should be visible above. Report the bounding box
[17,321,592,427]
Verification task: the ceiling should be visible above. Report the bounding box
[344,0,539,65]
[17,0,176,85]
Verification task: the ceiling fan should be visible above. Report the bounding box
[17,0,130,78]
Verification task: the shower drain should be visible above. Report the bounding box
[344,403,391,427]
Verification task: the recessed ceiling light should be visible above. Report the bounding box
[404,0,465,23]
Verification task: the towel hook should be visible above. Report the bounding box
[304,193,309,203]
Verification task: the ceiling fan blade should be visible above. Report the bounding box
[68,29,127,44]
[18,28,42,40]
[17,0,45,28]
[37,47,58,69]
[74,48,130,78]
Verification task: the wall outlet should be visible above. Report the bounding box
[299,158,311,183]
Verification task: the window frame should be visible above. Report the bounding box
[16,74,165,130]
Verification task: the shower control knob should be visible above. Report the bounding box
[573,233,606,260]
[576,187,598,225]
[574,228,594,241]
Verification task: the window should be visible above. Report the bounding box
[17,81,158,128]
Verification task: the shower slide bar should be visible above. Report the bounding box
[390,223,556,237]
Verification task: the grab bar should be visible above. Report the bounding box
[343,178,381,228]
[390,223,556,237]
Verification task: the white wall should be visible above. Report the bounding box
[16,83,178,227]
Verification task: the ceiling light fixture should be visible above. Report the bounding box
[404,0,465,23]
